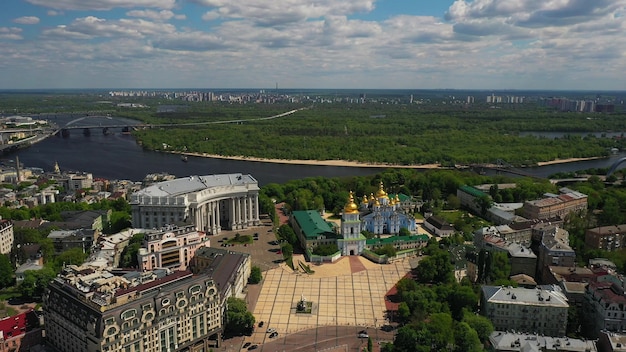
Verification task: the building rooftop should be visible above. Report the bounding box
[193,246,248,297]
[291,210,337,240]
[366,234,429,246]
[134,173,257,198]
[459,185,489,198]
[489,331,597,352]
[482,285,569,307]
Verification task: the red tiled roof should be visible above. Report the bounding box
[0,309,31,340]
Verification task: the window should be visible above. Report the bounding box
[121,309,137,321]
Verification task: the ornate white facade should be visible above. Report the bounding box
[130,174,260,234]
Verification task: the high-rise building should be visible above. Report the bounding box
[44,266,222,352]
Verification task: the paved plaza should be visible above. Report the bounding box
[242,255,412,351]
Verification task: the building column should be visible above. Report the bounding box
[241,197,249,229]
[230,198,236,230]
[216,201,221,233]
[237,197,242,229]
[254,195,260,224]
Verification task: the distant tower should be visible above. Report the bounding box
[54,161,60,174]
[410,94,414,104]
[15,156,21,183]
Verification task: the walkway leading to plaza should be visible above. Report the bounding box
[245,255,412,351]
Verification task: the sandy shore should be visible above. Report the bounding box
[179,151,605,169]
[535,156,604,166]
[180,151,442,169]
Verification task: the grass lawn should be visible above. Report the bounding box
[227,234,253,245]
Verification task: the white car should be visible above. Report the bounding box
[267,328,276,333]
[358,333,369,339]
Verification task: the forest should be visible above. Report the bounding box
[125,102,626,166]
[4,92,626,166]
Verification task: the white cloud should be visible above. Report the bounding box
[13,16,41,25]
[126,10,183,21]
[201,11,220,21]
[191,0,375,26]
[47,10,62,16]
[42,16,176,40]
[0,27,23,40]
[25,0,176,11]
[3,0,626,89]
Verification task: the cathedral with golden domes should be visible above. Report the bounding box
[337,181,416,256]
[359,181,416,235]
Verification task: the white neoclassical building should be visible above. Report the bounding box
[130,173,260,234]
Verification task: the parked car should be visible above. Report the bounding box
[248,344,258,350]
[243,342,251,348]
[267,328,276,333]
[258,321,264,328]
[269,332,278,339]
[358,333,369,339]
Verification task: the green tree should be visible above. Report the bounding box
[277,224,297,246]
[0,254,14,289]
[18,266,56,298]
[312,244,339,256]
[281,243,293,257]
[447,284,478,320]
[373,244,397,257]
[248,266,262,284]
[462,311,494,343]
[397,302,411,324]
[454,322,482,352]
[224,297,255,337]
[398,227,411,237]
[415,250,454,284]
[53,248,88,271]
[393,326,418,352]
[427,313,454,351]
[119,233,144,268]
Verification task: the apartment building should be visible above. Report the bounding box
[586,225,626,251]
[481,285,569,337]
[519,188,587,220]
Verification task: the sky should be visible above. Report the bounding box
[1,0,625,90]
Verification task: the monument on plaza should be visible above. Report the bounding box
[296,294,312,314]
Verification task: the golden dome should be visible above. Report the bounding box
[370,193,375,201]
[362,195,368,204]
[395,194,400,203]
[376,181,388,198]
[375,199,380,206]
[344,191,359,214]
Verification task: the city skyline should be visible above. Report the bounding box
[1,0,626,90]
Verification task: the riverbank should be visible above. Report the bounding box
[536,156,605,166]
[180,151,609,170]
[180,152,442,169]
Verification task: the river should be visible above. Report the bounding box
[5,115,625,185]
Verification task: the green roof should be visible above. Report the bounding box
[388,193,411,202]
[459,185,489,198]
[291,210,337,240]
[366,234,429,246]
